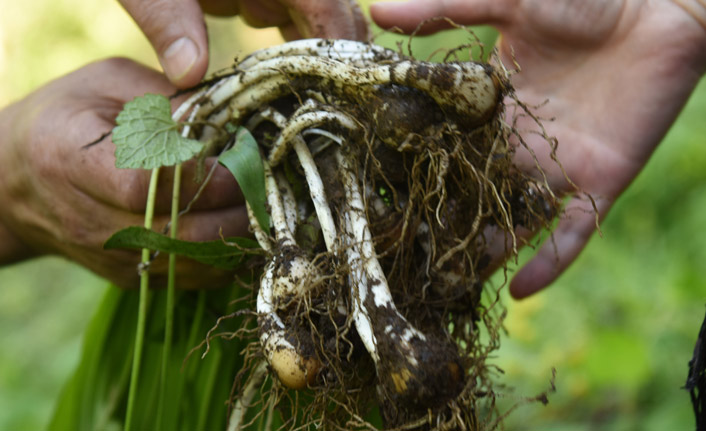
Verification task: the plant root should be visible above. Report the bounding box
[179,37,561,430]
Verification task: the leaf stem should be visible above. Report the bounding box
[125,167,161,431]
[156,163,182,430]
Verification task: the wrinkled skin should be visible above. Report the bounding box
[372,0,706,298]
[0,59,250,288]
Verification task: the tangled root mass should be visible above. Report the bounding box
[184,38,559,430]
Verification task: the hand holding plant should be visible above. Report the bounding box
[0,58,249,288]
[119,0,370,87]
[372,0,706,298]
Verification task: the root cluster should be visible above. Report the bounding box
[180,38,559,430]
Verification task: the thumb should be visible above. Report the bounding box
[509,196,610,299]
[370,0,513,34]
[119,0,209,88]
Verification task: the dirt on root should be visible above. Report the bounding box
[201,34,563,431]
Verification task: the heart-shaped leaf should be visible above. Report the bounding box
[112,94,202,169]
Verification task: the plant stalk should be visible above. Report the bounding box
[156,163,182,430]
[125,167,160,431]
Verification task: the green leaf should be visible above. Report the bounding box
[112,93,202,169]
[103,226,260,269]
[218,127,270,232]
[50,285,250,431]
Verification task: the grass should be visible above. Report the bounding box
[0,258,104,430]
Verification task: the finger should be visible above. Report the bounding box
[157,158,245,213]
[119,0,208,87]
[349,0,372,41]
[509,195,610,299]
[370,0,513,34]
[199,0,240,16]
[103,158,246,215]
[63,202,249,289]
[278,22,304,41]
[238,0,291,27]
[279,0,370,39]
[168,204,251,242]
[68,58,176,105]
[99,247,238,290]
[74,138,245,214]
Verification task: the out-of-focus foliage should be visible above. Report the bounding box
[0,0,704,429]
[494,77,706,430]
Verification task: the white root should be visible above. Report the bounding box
[290,136,339,251]
[179,39,499,147]
[171,87,208,122]
[256,160,323,389]
[264,162,295,246]
[257,258,321,389]
[335,148,425,363]
[237,39,401,71]
[388,60,500,122]
[227,360,267,431]
[335,146,466,409]
[268,100,359,165]
[210,56,390,109]
[275,171,298,237]
[169,39,508,414]
[245,203,272,253]
[225,75,291,122]
[221,55,498,122]
[256,261,318,390]
[259,106,339,251]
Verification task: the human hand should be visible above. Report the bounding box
[119,0,370,88]
[371,0,706,298]
[0,58,250,288]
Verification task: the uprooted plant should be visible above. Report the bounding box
[107,35,561,430]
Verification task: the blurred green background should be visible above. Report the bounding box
[0,0,704,430]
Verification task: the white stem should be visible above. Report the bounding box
[263,161,295,246]
[257,261,294,351]
[268,104,359,166]
[257,260,320,389]
[176,38,499,149]
[171,88,208,122]
[259,106,339,252]
[226,56,392,105]
[335,148,425,365]
[246,203,272,253]
[227,360,267,431]
[237,39,401,70]
[275,171,298,237]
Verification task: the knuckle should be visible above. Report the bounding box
[87,57,137,76]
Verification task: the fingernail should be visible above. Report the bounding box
[162,37,198,82]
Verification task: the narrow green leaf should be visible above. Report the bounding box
[112,93,202,169]
[103,226,260,269]
[218,127,270,232]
